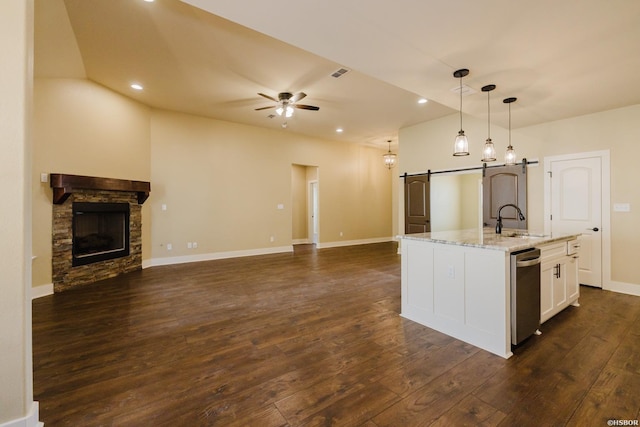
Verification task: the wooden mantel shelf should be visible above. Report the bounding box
[50,174,151,205]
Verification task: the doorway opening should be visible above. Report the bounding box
[291,164,319,246]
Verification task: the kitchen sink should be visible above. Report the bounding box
[502,231,548,238]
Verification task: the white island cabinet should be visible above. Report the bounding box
[540,239,581,323]
[399,229,580,359]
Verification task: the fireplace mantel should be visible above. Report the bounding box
[50,174,151,204]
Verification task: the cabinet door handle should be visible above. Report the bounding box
[554,263,561,278]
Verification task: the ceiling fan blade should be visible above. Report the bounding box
[295,104,320,111]
[257,92,277,102]
[291,92,307,103]
[255,105,276,111]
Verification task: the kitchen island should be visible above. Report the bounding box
[398,228,581,358]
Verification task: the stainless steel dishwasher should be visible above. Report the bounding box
[511,248,542,345]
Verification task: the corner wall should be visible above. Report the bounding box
[0,1,40,425]
[32,78,152,290]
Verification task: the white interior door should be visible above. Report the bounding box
[549,156,602,287]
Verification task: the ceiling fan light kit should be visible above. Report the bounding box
[255,91,319,121]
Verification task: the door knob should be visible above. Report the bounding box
[587,227,599,232]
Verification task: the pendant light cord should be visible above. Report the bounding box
[508,102,512,148]
[459,77,463,131]
[487,90,491,139]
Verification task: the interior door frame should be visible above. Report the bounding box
[308,180,319,245]
[543,150,611,290]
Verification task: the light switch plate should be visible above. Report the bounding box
[613,203,631,212]
[40,173,48,183]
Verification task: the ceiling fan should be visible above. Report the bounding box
[255,92,320,118]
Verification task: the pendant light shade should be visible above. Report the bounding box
[481,84,497,162]
[453,69,470,156]
[503,97,518,165]
[382,140,397,169]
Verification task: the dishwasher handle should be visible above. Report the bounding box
[516,256,541,267]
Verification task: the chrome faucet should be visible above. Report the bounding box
[496,203,526,234]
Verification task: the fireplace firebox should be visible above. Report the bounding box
[72,202,130,266]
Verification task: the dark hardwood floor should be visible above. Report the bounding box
[32,242,640,426]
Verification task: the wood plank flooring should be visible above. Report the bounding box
[32,242,640,426]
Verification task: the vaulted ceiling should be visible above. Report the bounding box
[36,0,640,148]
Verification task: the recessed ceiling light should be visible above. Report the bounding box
[336,128,343,133]
[130,83,143,91]
[418,98,428,104]
[143,0,155,3]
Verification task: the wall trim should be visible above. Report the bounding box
[605,281,640,297]
[316,236,393,249]
[0,401,42,427]
[31,284,53,300]
[148,245,294,267]
[292,238,310,245]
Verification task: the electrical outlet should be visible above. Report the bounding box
[192,242,198,248]
[339,231,343,237]
[161,204,167,211]
[270,236,275,242]
[167,243,172,251]
[187,242,192,249]
[447,265,455,279]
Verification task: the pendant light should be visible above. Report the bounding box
[383,140,397,169]
[503,97,517,165]
[481,84,497,162]
[453,68,470,156]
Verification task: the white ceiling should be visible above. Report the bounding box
[38,0,640,148]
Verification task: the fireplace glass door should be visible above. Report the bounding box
[72,202,130,266]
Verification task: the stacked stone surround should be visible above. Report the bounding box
[52,189,142,292]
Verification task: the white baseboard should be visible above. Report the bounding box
[316,236,393,249]
[605,280,640,297]
[148,245,294,267]
[292,238,310,245]
[0,401,42,427]
[31,284,53,300]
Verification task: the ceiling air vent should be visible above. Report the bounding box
[331,68,350,78]
[450,84,476,96]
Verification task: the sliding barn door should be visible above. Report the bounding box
[404,175,430,234]
[483,165,527,229]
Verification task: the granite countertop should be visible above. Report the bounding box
[398,228,581,252]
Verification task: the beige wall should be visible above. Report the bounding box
[32,78,152,288]
[1,0,35,423]
[149,110,392,260]
[399,104,640,289]
[430,173,481,232]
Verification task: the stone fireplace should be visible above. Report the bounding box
[50,174,150,292]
